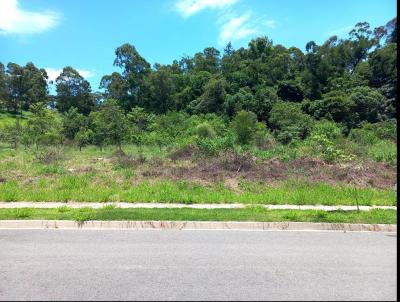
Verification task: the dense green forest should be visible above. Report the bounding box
[0,18,397,155]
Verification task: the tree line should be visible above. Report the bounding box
[0,18,397,149]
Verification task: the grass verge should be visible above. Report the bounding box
[0,179,395,206]
[0,207,396,224]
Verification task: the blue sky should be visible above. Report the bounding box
[0,0,396,92]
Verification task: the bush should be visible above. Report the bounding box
[269,102,314,144]
[368,140,397,165]
[276,126,303,144]
[25,103,63,149]
[196,122,216,139]
[231,110,258,145]
[371,120,397,140]
[169,144,198,161]
[0,118,23,148]
[348,128,379,145]
[196,134,235,156]
[34,146,64,164]
[349,86,385,124]
[114,153,146,169]
[311,120,342,140]
[62,107,87,140]
[75,128,94,151]
[309,134,354,163]
[127,107,155,132]
[308,91,355,125]
[253,122,275,149]
[219,150,255,172]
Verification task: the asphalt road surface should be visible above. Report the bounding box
[0,229,396,301]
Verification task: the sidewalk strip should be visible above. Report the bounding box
[0,202,396,211]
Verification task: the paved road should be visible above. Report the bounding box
[0,230,396,301]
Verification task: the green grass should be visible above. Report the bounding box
[0,111,32,127]
[0,178,395,205]
[368,140,397,165]
[0,144,396,205]
[0,207,395,224]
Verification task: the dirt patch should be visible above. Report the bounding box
[141,154,397,189]
[67,166,94,173]
[224,178,241,193]
[218,151,255,173]
[111,149,126,158]
[284,158,396,189]
[169,145,198,161]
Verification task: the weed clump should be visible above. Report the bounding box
[13,208,33,218]
[220,150,255,173]
[113,152,146,169]
[34,146,64,164]
[169,144,197,161]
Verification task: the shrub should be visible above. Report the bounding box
[196,122,216,139]
[348,128,379,145]
[127,107,155,132]
[90,99,129,151]
[275,126,303,145]
[253,122,275,149]
[311,120,342,140]
[269,102,314,144]
[25,103,63,149]
[169,144,197,161]
[74,208,94,223]
[309,134,354,163]
[34,146,64,164]
[371,120,397,140]
[62,107,87,140]
[75,128,94,151]
[196,134,235,156]
[223,88,254,117]
[349,86,385,124]
[231,110,258,145]
[348,121,396,145]
[219,150,255,172]
[308,91,355,125]
[368,140,397,165]
[0,118,23,149]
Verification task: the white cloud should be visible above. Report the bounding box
[76,69,95,79]
[218,11,261,45]
[327,25,353,37]
[175,0,238,18]
[174,0,277,46]
[264,19,276,29]
[45,68,95,82]
[0,0,60,35]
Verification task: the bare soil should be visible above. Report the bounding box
[139,152,397,189]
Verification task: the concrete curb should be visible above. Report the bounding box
[0,220,396,232]
[0,202,396,211]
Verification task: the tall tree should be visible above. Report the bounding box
[0,62,8,111]
[141,69,175,114]
[113,43,151,110]
[194,47,221,74]
[5,63,25,114]
[55,67,95,115]
[21,62,48,110]
[99,72,129,110]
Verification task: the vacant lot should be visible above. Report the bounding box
[0,145,396,205]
